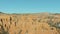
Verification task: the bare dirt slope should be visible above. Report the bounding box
[0,12,60,34]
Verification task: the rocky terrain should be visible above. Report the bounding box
[0,12,60,34]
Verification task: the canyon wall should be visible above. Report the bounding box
[0,13,60,34]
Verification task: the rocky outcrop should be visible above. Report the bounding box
[0,12,60,34]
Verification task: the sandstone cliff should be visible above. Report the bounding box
[0,12,60,34]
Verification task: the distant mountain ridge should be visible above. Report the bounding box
[0,12,60,15]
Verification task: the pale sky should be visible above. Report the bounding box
[0,0,60,13]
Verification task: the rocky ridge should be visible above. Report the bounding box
[0,12,60,34]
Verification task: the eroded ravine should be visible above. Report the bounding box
[0,13,60,34]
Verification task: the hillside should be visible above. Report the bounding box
[0,12,60,34]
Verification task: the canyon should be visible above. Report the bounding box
[0,12,60,34]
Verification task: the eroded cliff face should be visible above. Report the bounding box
[0,13,60,34]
